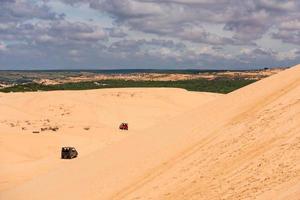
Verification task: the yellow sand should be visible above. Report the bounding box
[0,64,300,200]
[0,88,220,193]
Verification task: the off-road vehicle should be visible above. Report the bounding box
[119,123,128,130]
[61,147,78,159]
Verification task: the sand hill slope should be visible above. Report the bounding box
[119,64,300,200]
[1,64,300,200]
[0,88,220,193]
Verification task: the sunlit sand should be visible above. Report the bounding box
[1,64,300,200]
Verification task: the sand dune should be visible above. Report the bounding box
[0,88,220,193]
[1,64,300,200]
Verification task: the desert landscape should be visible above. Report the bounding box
[0,68,283,89]
[0,69,281,94]
[0,64,299,199]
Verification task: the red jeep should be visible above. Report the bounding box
[119,123,128,130]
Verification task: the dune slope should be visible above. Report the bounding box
[0,88,220,193]
[1,64,300,200]
[120,65,300,200]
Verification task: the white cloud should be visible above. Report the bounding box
[275,49,299,61]
[0,42,7,51]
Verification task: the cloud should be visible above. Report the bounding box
[272,19,300,45]
[275,49,300,61]
[0,20,108,46]
[237,47,300,67]
[0,0,299,69]
[105,27,128,38]
[91,0,299,45]
[0,0,62,23]
[255,0,299,12]
[0,42,7,52]
[175,24,236,45]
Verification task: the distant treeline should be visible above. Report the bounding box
[0,78,256,94]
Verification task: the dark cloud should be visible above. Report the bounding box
[107,38,185,53]
[272,19,300,45]
[0,20,108,46]
[0,0,62,23]
[93,0,299,45]
[56,0,300,46]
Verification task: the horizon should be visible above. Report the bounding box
[0,1,299,70]
[0,67,284,72]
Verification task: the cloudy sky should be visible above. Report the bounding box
[0,0,299,69]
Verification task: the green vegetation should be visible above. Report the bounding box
[0,78,256,94]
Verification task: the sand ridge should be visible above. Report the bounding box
[0,64,300,200]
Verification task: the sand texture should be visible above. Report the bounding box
[1,64,300,200]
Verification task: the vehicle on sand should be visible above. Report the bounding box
[61,147,78,159]
[119,123,128,130]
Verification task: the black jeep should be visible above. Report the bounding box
[61,147,78,159]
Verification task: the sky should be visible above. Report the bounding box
[0,0,299,70]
